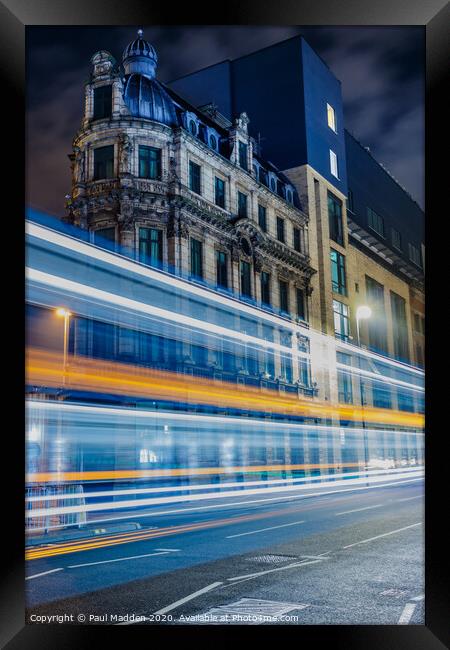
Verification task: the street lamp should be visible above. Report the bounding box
[355,305,372,483]
[56,308,72,385]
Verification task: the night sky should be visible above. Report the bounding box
[26,26,425,216]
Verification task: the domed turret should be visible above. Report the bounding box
[122,29,158,79]
[122,29,178,126]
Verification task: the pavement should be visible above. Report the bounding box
[25,478,424,625]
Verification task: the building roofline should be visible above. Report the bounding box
[345,128,424,215]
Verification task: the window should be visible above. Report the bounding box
[209,134,217,150]
[392,227,402,251]
[347,189,354,212]
[238,141,248,171]
[189,119,197,136]
[293,227,302,252]
[238,191,248,218]
[94,227,115,251]
[327,103,337,132]
[414,313,425,335]
[216,250,228,288]
[215,177,225,208]
[330,249,347,295]
[190,238,203,279]
[296,288,306,321]
[333,300,350,341]
[139,146,161,180]
[93,145,114,180]
[286,189,293,204]
[391,291,409,362]
[328,192,344,246]
[240,261,252,297]
[365,276,387,353]
[260,271,271,306]
[330,150,339,178]
[139,228,163,267]
[258,204,267,232]
[337,352,353,404]
[93,85,112,120]
[409,243,422,267]
[279,280,289,313]
[189,161,201,194]
[367,207,385,237]
[276,217,285,243]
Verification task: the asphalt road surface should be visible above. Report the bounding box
[26,478,424,625]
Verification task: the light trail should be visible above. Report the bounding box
[26,220,425,377]
[26,348,424,428]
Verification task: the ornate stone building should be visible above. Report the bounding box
[64,31,317,393]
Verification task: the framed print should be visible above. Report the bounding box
[1,0,448,647]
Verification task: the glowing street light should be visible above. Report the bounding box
[56,308,72,385]
[355,305,372,347]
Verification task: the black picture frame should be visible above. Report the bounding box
[2,0,448,647]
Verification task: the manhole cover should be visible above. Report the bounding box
[246,554,298,564]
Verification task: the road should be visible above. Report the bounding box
[25,477,424,625]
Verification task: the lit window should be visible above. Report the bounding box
[330,150,339,178]
[327,103,337,132]
[330,249,347,295]
[333,300,350,341]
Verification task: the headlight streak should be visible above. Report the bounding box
[26,220,425,376]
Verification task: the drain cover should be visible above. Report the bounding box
[246,554,298,564]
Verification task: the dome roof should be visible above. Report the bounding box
[122,30,157,65]
[122,74,179,126]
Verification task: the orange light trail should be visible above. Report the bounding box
[26,348,424,430]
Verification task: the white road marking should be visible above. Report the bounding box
[68,550,179,568]
[343,523,421,549]
[335,504,384,516]
[227,558,324,582]
[226,520,305,539]
[398,602,417,624]
[396,496,423,503]
[25,568,63,580]
[411,594,425,602]
[116,581,224,624]
[153,582,223,615]
[154,548,180,552]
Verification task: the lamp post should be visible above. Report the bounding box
[56,308,72,386]
[355,305,371,483]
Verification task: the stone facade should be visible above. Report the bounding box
[64,34,317,394]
